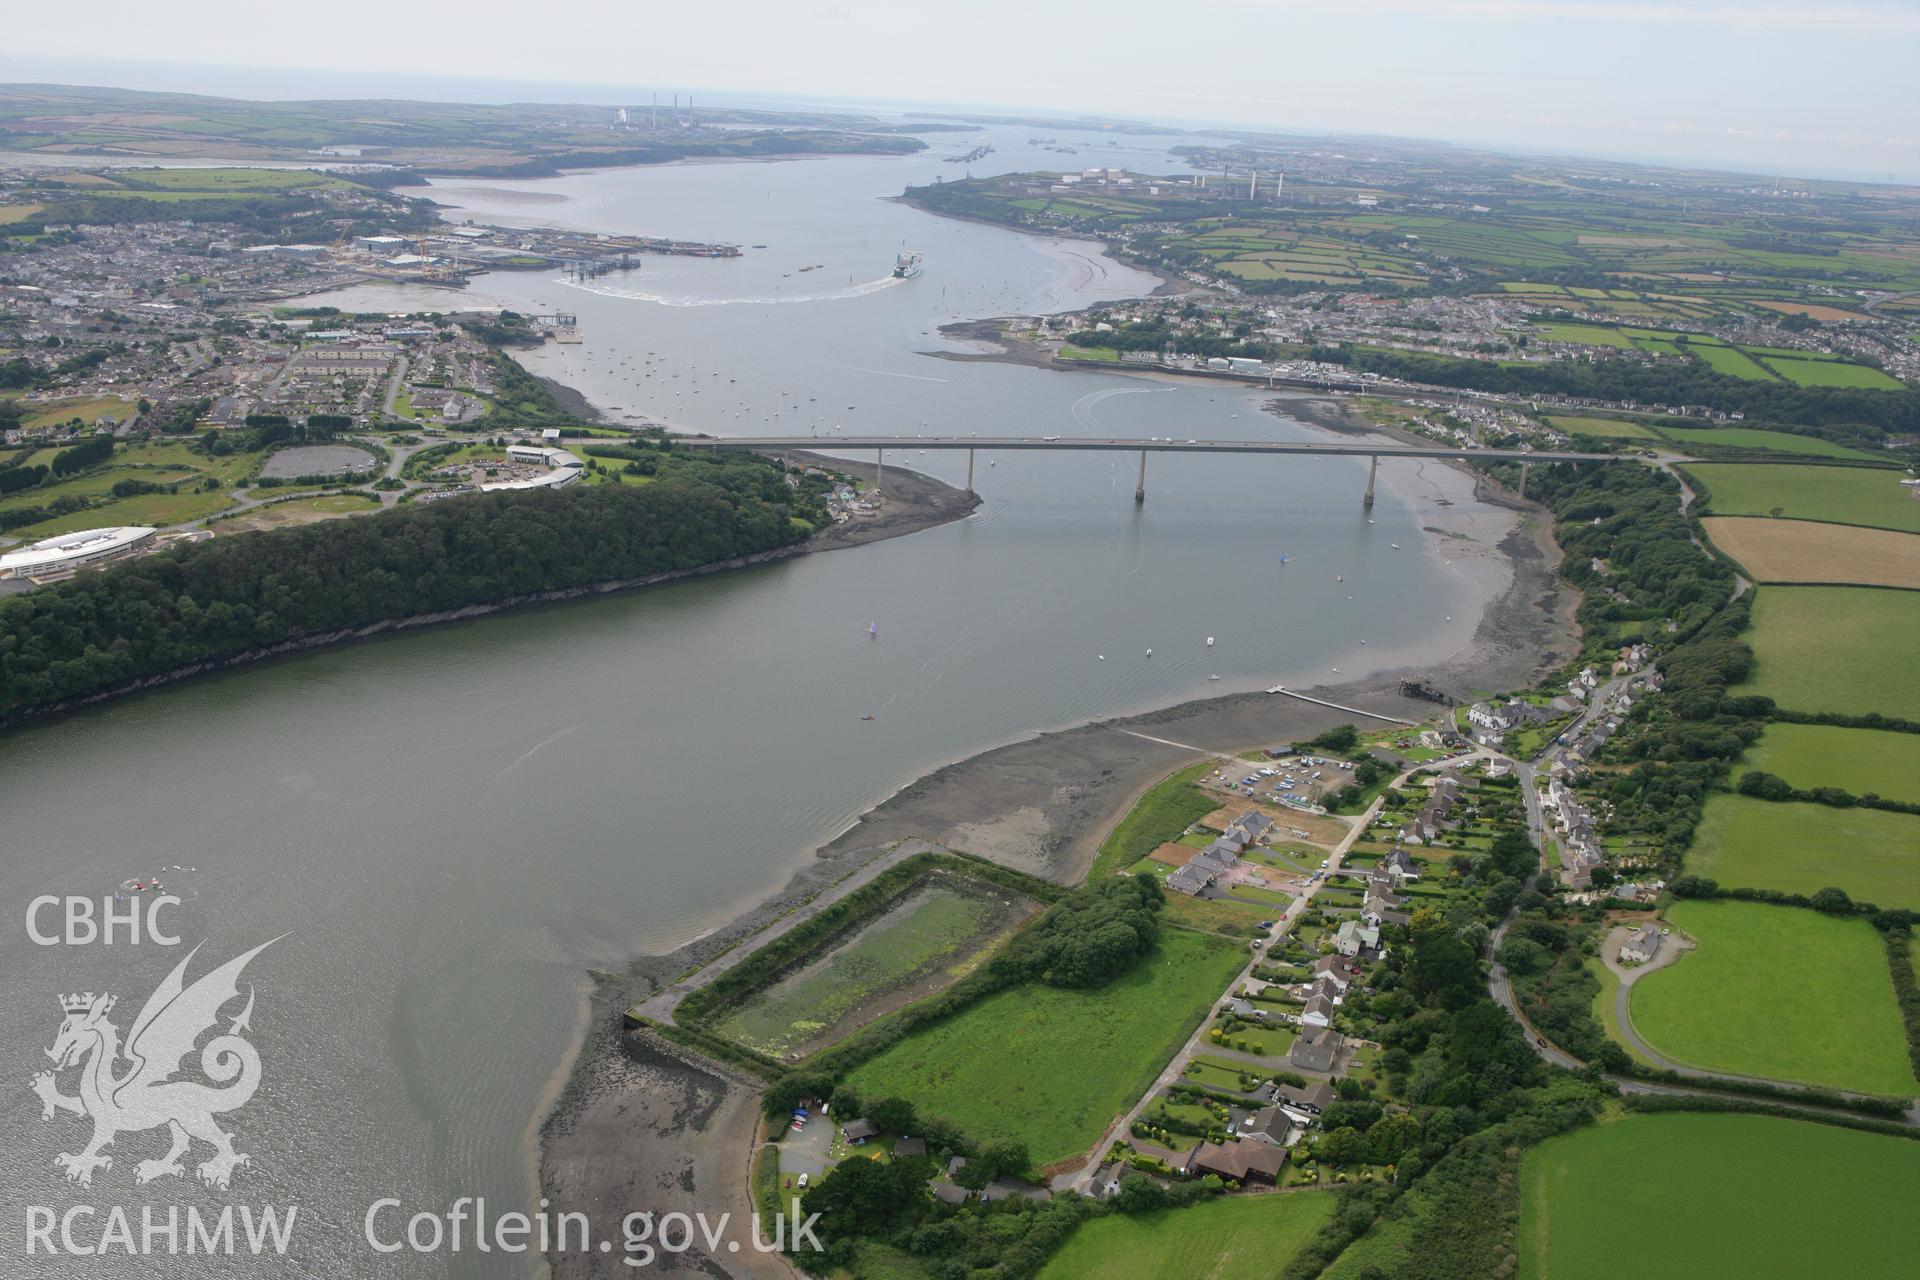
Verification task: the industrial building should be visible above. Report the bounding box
[0,526,156,579]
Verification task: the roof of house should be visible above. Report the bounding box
[893,1137,927,1158]
[842,1118,877,1140]
[1248,1105,1294,1140]
[981,1177,1049,1202]
[1302,994,1337,1021]
[932,1181,970,1205]
[1189,1140,1287,1182]
[1277,1080,1336,1111]
[1288,1026,1345,1074]
[1167,864,1212,895]
[1312,956,1353,985]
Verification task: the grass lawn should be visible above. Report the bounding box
[14,488,235,537]
[1059,345,1120,362]
[1736,586,1920,718]
[1630,900,1916,1095]
[1518,1112,1920,1280]
[1732,722,1920,804]
[217,492,379,532]
[1037,1190,1335,1280]
[1701,517,1920,589]
[1091,763,1218,880]
[1682,463,1920,532]
[1687,794,1920,909]
[844,927,1246,1166]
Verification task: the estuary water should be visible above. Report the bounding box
[0,123,1500,1276]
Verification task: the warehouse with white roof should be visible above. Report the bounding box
[0,526,157,579]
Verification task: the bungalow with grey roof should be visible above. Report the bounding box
[1300,993,1337,1029]
[1288,1026,1345,1074]
[842,1118,877,1142]
[1242,1105,1298,1146]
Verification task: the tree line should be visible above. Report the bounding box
[0,473,812,720]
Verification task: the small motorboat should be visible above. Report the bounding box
[1390,543,1401,550]
[861,714,876,721]
[1145,648,1153,657]
[1208,674,1221,681]
[1206,636,1215,647]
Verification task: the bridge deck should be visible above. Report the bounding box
[669,435,1612,463]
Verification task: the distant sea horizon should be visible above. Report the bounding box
[0,52,1910,187]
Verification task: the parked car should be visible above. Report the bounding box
[797,1173,810,1189]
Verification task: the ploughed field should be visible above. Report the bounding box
[1628,899,1917,1096]
[1517,1112,1920,1280]
[1701,517,1920,589]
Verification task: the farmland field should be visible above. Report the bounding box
[1518,1112,1920,1280]
[1682,463,1920,532]
[710,876,1037,1058]
[1037,1190,1335,1280]
[1736,586,1920,718]
[1543,414,1659,439]
[1732,722,1920,803]
[1688,794,1920,909]
[1664,428,1884,460]
[1629,900,1915,1094]
[1760,355,1907,389]
[1701,517,1920,588]
[1690,344,1777,381]
[845,926,1245,1165]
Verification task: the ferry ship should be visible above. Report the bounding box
[892,251,923,280]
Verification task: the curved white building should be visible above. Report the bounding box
[0,526,157,579]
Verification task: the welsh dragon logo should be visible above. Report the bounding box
[30,939,278,1190]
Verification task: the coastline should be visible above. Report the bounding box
[537,418,1577,1279]
[0,461,976,737]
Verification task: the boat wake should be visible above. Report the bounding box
[557,273,906,307]
[1070,386,1151,433]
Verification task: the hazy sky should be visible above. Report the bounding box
[6,0,1917,180]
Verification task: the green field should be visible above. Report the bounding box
[1682,463,1920,532]
[1736,586,1920,718]
[845,926,1245,1165]
[711,879,1031,1058]
[1732,722,1920,804]
[1037,1190,1335,1280]
[1688,794,1920,910]
[1059,345,1120,362]
[1544,414,1660,439]
[1660,427,1885,460]
[1760,355,1907,389]
[1630,900,1915,1094]
[1518,1112,1920,1280]
[1691,344,1778,381]
[1089,763,1217,880]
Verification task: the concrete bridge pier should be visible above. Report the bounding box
[875,448,884,496]
[1364,454,1378,508]
[1135,449,1148,503]
[1518,460,1531,500]
[965,448,975,496]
